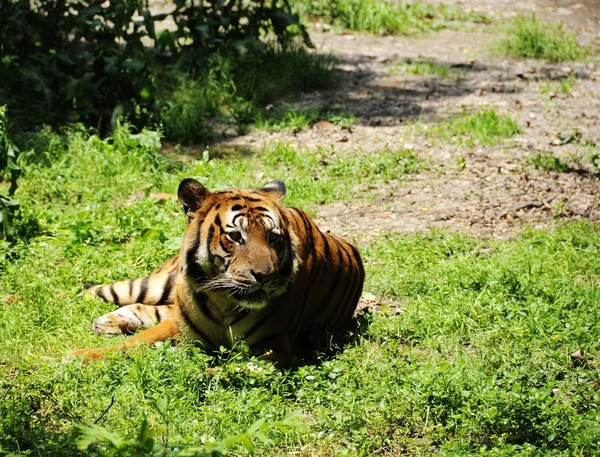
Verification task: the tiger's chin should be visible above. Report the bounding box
[230,289,270,310]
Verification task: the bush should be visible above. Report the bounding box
[0,0,309,133]
[0,106,22,241]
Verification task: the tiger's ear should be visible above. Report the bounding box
[261,180,286,203]
[178,178,209,215]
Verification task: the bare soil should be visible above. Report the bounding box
[217,0,600,242]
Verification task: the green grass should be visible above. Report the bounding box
[392,60,466,78]
[583,144,600,171]
[292,0,491,35]
[530,152,570,172]
[540,75,577,98]
[426,108,520,147]
[0,124,423,257]
[253,107,355,132]
[2,124,600,456]
[158,49,337,144]
[496,14,591,62]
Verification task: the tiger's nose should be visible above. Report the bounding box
[250,267,275,284]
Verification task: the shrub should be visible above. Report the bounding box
[0,106,22,241]
[0,0,309,133]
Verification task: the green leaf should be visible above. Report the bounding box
[155,394,169,419]
[74,424,127,450]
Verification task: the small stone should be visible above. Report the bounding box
[570,349,589,367]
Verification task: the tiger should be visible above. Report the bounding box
[69,178,365,364]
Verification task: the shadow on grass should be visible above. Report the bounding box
[288,310,375,369]
[221,53,594,133]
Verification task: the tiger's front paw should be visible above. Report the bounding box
[92,314,127,337]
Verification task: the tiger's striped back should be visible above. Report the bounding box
[277,207,364,335]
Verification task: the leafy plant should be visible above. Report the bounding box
[0,0,310,133]
[0,106,22,241]
[74,397,304,457]
[583,144,600,171]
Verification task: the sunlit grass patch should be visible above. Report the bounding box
[292,0,491,35]
[6,124,600,456]
[253,107,355,132]
[8,126,425,247]
[530,152,570,172]
[174,141,425,210]
[539,74,577,98]
[392,60,466,78]
[425,108,520,146]
[496,14,591,62]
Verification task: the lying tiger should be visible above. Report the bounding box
[70,178,365,363]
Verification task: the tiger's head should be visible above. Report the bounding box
[177,178,299,311]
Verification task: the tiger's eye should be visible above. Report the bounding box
[267,231,281,245]
[228,231,243,243]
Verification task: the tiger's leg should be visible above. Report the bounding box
[84,255,179,307]
[68,319,180,361]
[84,271,177,307]
[92,304,177,337]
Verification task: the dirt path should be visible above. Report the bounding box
[221,1,600,241]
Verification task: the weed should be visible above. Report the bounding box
[392,60,466,78]
[75,402,304,456]
[540,74,577,98]
[427,108,520,146]
[583,144,600,171]
[293,0,491,35]
[530,152,570,172]
[496,14,590,62]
